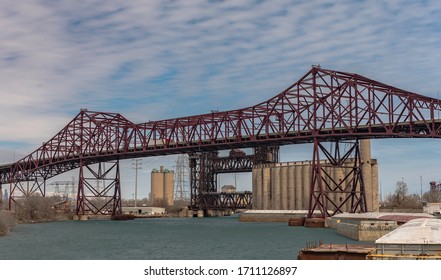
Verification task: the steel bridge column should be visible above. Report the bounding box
[112,162,122,215]
[309,138,326,218]
[308,139,367,218]
[76,159,86,215]
[8,177,47,211]
[360,139,373,211]
[189,153,197,209]
[75,160,122,216]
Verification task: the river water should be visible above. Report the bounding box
[0,215,370,260]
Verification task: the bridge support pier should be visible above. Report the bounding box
[73,214,89,221]
[75,160,122,216]
[8,178,46,211]
[308,139,367,218]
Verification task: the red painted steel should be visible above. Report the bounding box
[2,66,441,215]
[76,160,122,215]
[309,139,366,218]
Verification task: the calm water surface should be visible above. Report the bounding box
[0,215,370,259]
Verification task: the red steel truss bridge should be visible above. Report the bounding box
[1,66,441,218]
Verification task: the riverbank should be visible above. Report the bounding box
[0,211,16,236]
[0,210,76,236]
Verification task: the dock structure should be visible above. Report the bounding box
[327,212,434,241]
[367,218,441,260]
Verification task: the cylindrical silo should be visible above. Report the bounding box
[280,164,289,210]
[252,166,262,209]
[371,160,379,212]
[151,168,164,206]
[262,165,271,210]
[271,164,281,210]
[360,140,373,212]
[302,162,311,211]
[164,169,174,206]
[288,163,296,209]
[295,163,303,209]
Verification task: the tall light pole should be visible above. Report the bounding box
[132,159,142,208]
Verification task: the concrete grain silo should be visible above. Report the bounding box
[163,168,174,206]
[151,166,175,207]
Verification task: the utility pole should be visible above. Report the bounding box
[132,159,142,208]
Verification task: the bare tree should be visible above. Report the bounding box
[383,181,421,208]
[423,190,441,203]
[0,211,16,236]
[15,195,56,222]
[394,181,408,205]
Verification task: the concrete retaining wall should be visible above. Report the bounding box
[334,220,398,241]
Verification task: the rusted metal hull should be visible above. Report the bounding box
[298,244,375,260]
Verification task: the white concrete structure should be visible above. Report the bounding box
[122,206,166,215]
[369,218,441,259]
[423,202,441,215]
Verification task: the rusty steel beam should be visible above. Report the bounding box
[308,139,367,218]
[76,160,122,215]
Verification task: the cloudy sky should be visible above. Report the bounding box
[1,0,441,199]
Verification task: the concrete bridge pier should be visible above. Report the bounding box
[197,210,204,218]
[73,215,88,221]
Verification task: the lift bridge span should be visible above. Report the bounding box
[1,66,441,218]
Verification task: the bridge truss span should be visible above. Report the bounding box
[2,66,441,216]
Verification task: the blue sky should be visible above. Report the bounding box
[1,0,441,199]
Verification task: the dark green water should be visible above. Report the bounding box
[0,216,370,260]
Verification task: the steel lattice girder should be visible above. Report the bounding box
[2,66,441,214]
[308,139,367,218]
[4,67,441,186]
[76,160,121,215]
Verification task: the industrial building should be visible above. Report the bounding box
[252,140,379,212]
[221,185,236,193]
[151,166,174,207]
